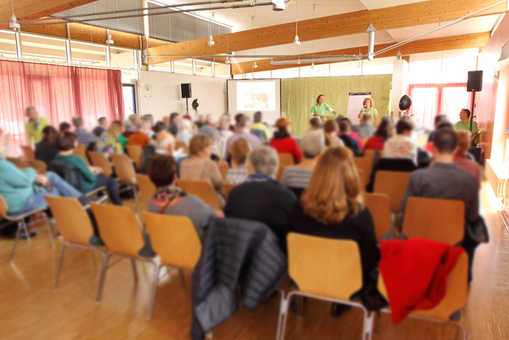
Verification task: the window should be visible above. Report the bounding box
[214,62,229,78]
[195,59,212,76]
[0,30,17,58]
[71,41,107,66]
[123,84,136,115]
[21,33,66,63]
[409,83,473,128]
[272,67,299,79]
[330,60,363,77]
[174,59,193,74]
[110,47,135,69]
[300,64,329,77]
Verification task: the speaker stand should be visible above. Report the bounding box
[186,97,189,116]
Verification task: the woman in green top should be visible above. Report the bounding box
[357,97,378,126]
[311,94,337,121]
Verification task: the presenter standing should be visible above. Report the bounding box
[311,95,337,121]
[357,97,378,126]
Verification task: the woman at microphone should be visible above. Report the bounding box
[311,94,337,121]
[357,97,378,126]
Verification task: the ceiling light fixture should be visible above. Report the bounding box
[293,0,300,46]
[207,35,215,46]
[9,0,19,30]
[271,0,285,11]
[106,29,114,45]
[253,61,258,69]
[293,35,300,46]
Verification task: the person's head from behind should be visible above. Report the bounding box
[234,113,245,127]
[460,108,471,121]
[42,126,58,145]
[324,120,338,135]
[189,134,213,158]
[206,113,217,126]
[105,121,122,140]
[247,146,279,178]
[142,114,154,126]
[170,112,180,124]
[57,132,77,152]
[395,119,414,137]
[98,117,108,128]
[197,114,205,124]
[128,114,139,125]
[301,130,325,160]
[437,120,454,130]
[71,116,84,129]
[456,130,471,154]
[434,114,448,129]
[309,117,321,130]
[362,113,372,124]
[148,155,177,188]
[153,121,168,134]
[180,118,192,132]
[25,106,38,121]
[230,138,251,167]
[276,118,291,134]
[218,115,230,130]
[374,119,393,141]
[301,147,362,224]
[162,116,170,126]
[338,119,351,136]
[136,117,151,133]
[254,111,263,123]
[433,128,457,158]
[156,134,175,155]
[59,122,71,133]
[239,115,252,131]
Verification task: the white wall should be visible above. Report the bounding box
[138,70,227,121]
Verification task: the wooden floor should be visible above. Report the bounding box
[1,182,508,340]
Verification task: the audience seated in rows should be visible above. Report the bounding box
[95,122,123,157]
[309,117,321,131]
[269,118,303,164]
[92,117,108,138]
[251,111,270,142]
[141,125,177,174]
[353,113,377,138]
[225,147,296,252]
[324,120,344,147]
[288,146,379,300]
[176,119,194,145]
[180,134,225,208]
[35,126,60,167]
[454,130,481,185]
[55,132,122,205]
[225,116,261,160]
[384,119,417,163]
[146,155,221,239]
[338,120,362,156]
[339,118,364,150]
[401,128,486,280]
[194,114,206,130]
[127,117,152,148]
[217,115,234,140]
[168,112,180,137]
[123,114,139,138]
[225,138,251,184]
[59,122,71,134]
[282,130,325,189]
[364,118,393,151]
[72,116,97,146]
[199,114,219,139]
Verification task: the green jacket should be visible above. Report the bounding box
[54,154,96,193]
[0,159,37,214]
[25,117,51,144]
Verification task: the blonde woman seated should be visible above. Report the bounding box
[225,138,251,184]
[288,146,380,312]
[324,120,344,147]
[179,134,226,208]
[282,130,324,189]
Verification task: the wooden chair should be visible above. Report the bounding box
[175,141,189,154]
[373,171,412,213]
[135,174,156,214]
[90,203,157,319]
[45,196,106,291]
[278,153,294,167]
[25,159,47,174]
[0,195,53,262]
[402,197,465,246]
[223,183,237,198]
[277,233,373,340]
[362,193,392,242]
[73,148,90,166]
[360,137,369,145]
[216,161,229,181]
[377,252,470,339]
[126,145,143,171]
[276,166,287,183]
[142,213,202,319]
[75,143,86,153]
[353,157,373,186]
[88,152,113,177]
[6,157,27,170]
[177,179,219,210]
[111,153,139,210]
[20,145,35,160]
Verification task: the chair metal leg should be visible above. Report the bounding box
[96,253,110,304]
[90,250,97,269]
[278,292,294,340]
[54,243,67,291]
[45,215,55,248]
[9,222,22,262]
[275,290,287,340]
[21,219,30,241]
[296,296,305,319]
[146,263,161,320]
[363,310,374,340]
[131,259,139,281]
[133,186,140,213]
[178,268,187,292]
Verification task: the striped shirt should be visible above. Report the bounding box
[282,166,314,189]
[225,165,248,184]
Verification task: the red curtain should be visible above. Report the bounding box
[0,59,124,153]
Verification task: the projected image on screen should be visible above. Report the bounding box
[237,82,276,111]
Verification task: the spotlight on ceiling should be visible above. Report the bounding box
[253,61,258,69]
[293,35,300,46]
[207,35,215,47]
[106,30,114,45]
[9,14,20,30]
[271,0,286,11]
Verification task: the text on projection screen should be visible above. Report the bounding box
[236,82,276,111]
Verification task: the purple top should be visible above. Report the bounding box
[225,130,261,159]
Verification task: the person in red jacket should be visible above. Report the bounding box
[269,118,303,164]
[364,119,394,151]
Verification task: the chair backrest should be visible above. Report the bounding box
[403,197,465,246]
[361,137,369,145]
[111,153,136,184]
[20,145,35,161]
[287,233,363,301]
[25,159,47,174]
[73,148,90,166]
[276,166,287,183]
[45,196,94,246]
[126,145,143,171]
[216,161,229,181]
[88,152,113,177]
[362,193,392,242]
[223,183,237,198]
[143,212,202,269]
[90,203,145,257]
[177,179,220,210]
[75,143,86,153]
[175,141,189,154]
[0,195,9,219]
[278,153,294,167]
[374,171,412,213]
[135,174,157,207]
[353,157,373,185]
[7,157,27,170]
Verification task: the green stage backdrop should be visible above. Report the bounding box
[281,74,393,137]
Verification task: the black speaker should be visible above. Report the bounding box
[467,71,483,92]
[181,83,192,98]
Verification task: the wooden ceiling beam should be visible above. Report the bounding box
[230,32,491,74]
[147,0,506,64]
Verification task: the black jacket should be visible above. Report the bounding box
[48,161,85,193]
[190,217,287,340]
[35,141,59,167]
[340,134,362,156]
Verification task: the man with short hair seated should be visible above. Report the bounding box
[224,146,297,252]
[225,116,261,160]
[338,119,362,157]
[401,128,485,281]
[141,132,177,174]
[384,119,417,163]
[352,113,376,138]
[93,117,108,137]
[72,116,97,146]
